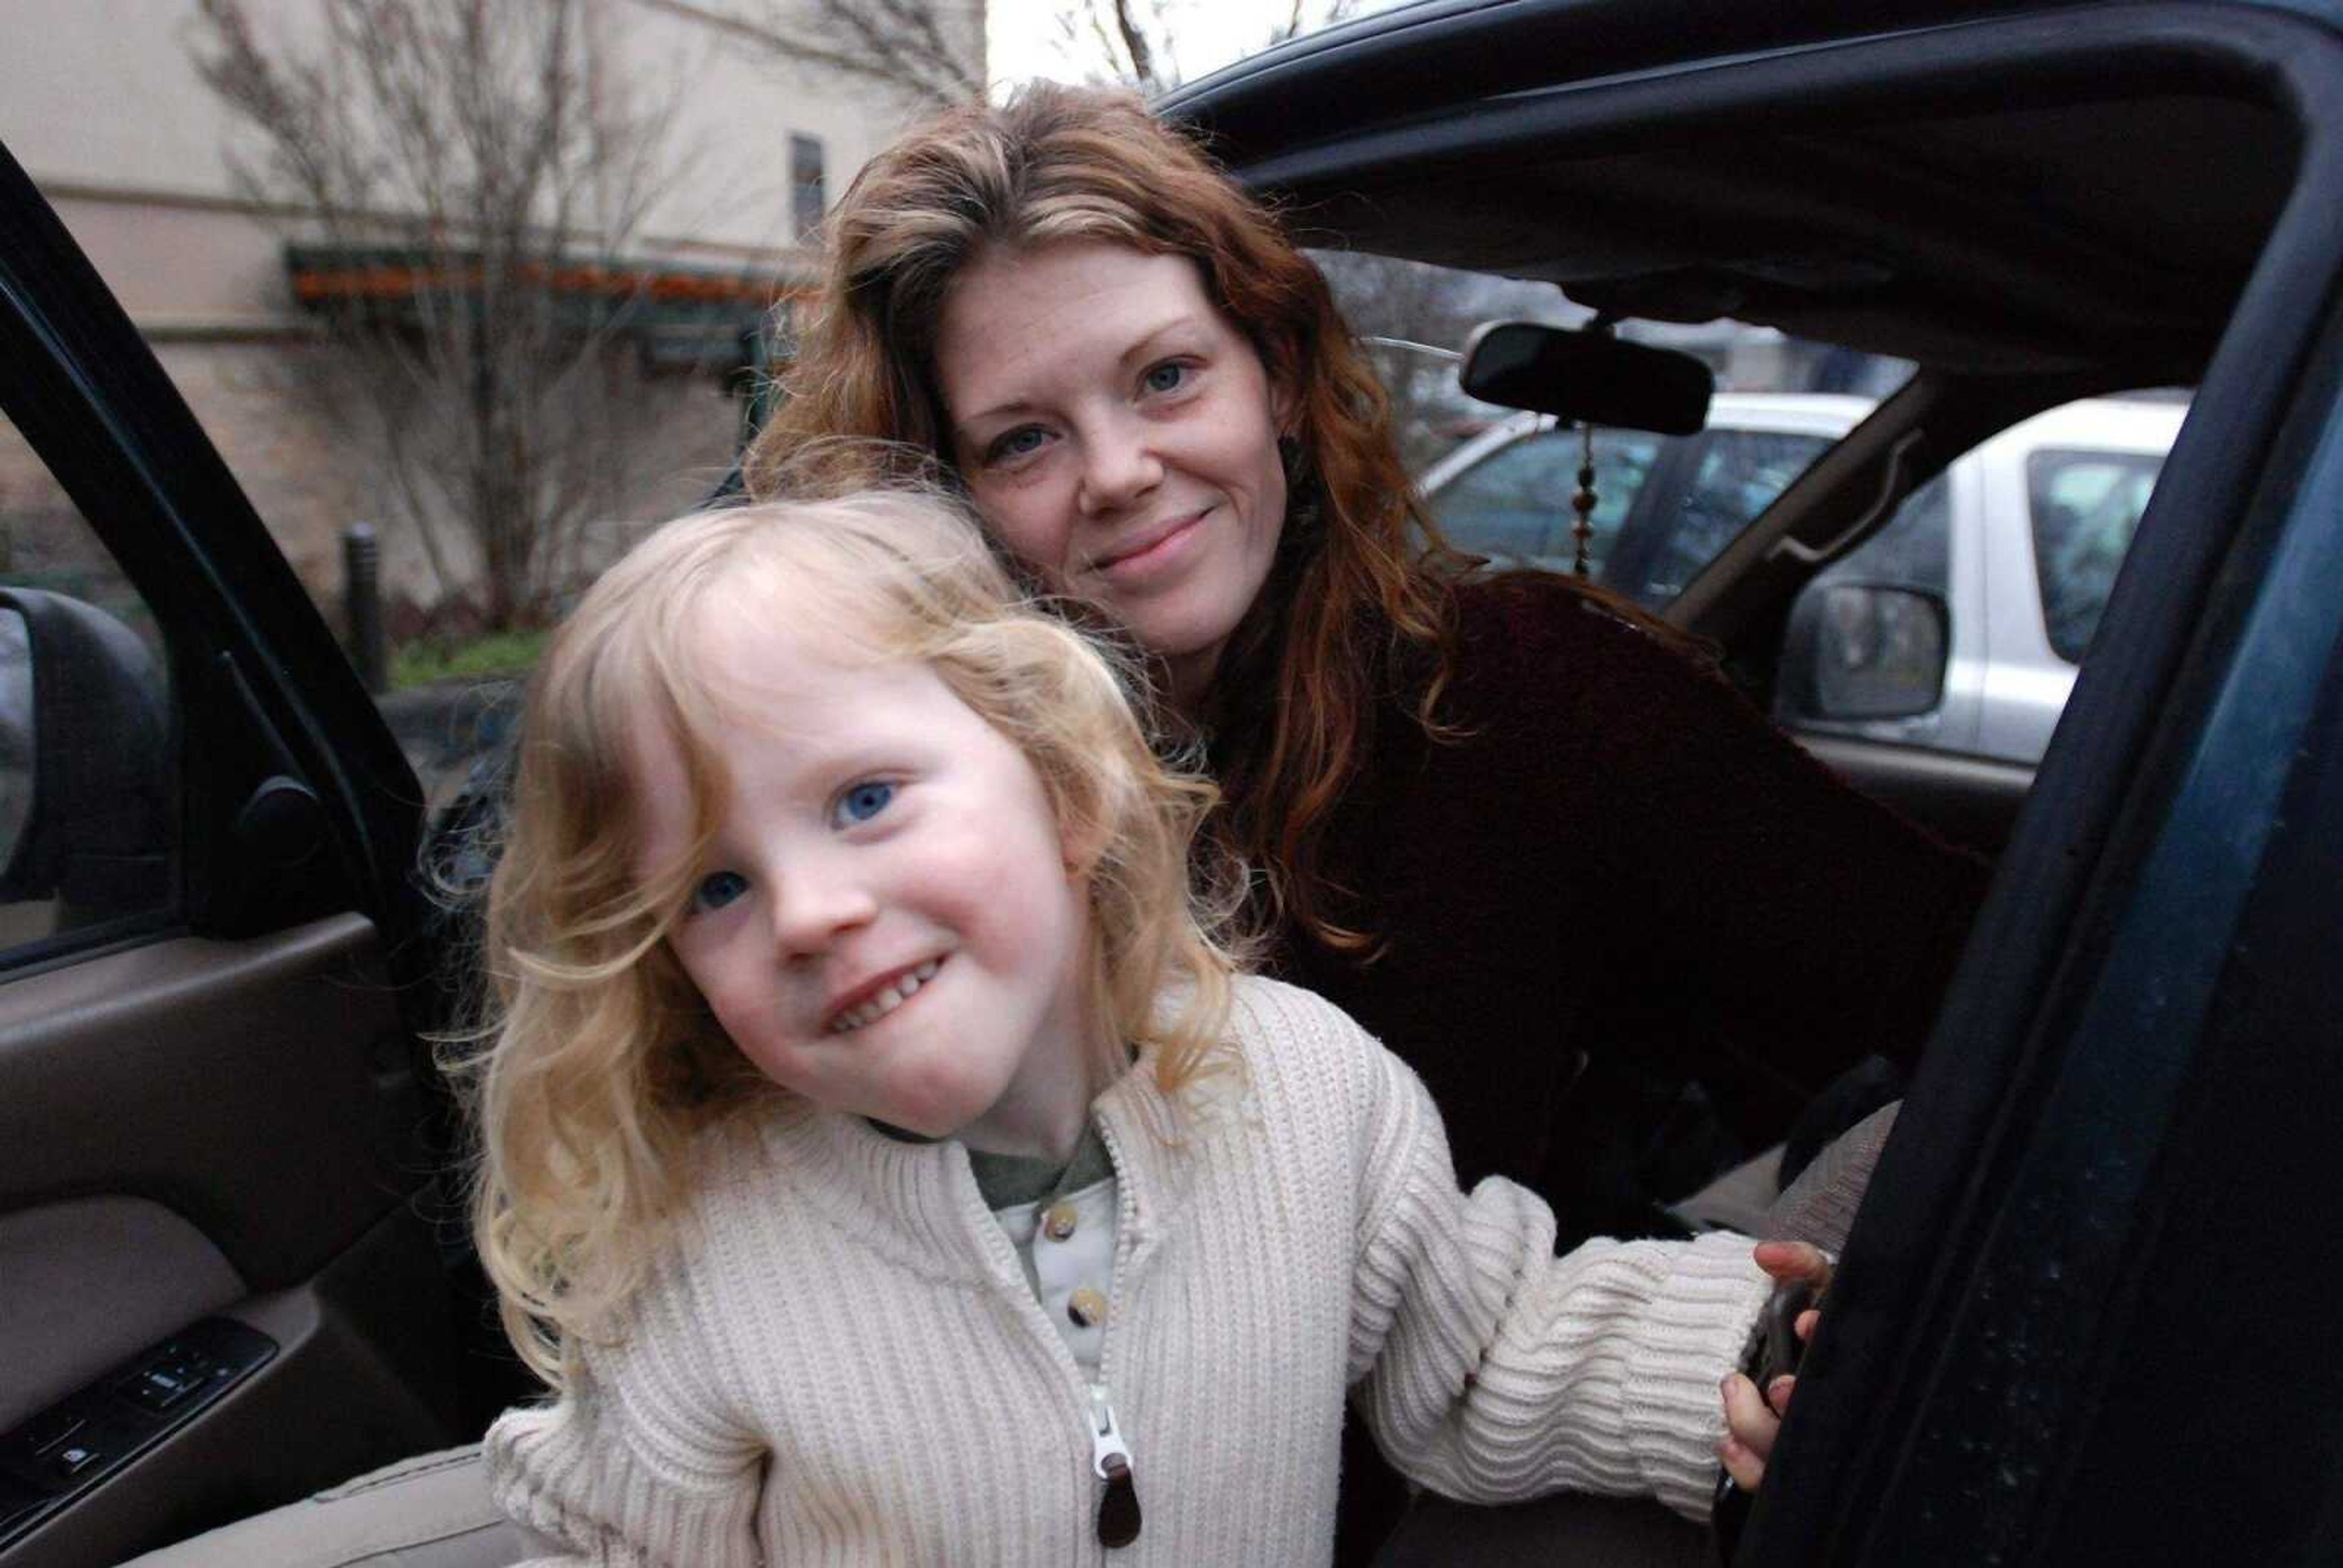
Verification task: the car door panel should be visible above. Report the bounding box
[2,129,473,1563]
[1,1218,459,1568]
[0,916,462,1563]
[0,918,431,1299]
[0,1197,243,1438]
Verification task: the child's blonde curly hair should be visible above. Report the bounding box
[455,489,1248,1384]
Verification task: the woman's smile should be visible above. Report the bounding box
[1090,506,1212,586]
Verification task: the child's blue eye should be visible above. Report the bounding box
[832,780,894,827]
[1143,361,1187,394]
[691,870,749,915]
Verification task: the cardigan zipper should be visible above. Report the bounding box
[1087,1112,1143,1549]
[1088,1381,1142,1547]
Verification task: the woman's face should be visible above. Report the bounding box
[934,242,1290,708]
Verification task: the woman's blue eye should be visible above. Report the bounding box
[691,870,749,915]
[833,780,895,827]
[987,426,1046,464]
[1143,361,1187,394]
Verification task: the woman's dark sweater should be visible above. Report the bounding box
[1260,574,1991,1235]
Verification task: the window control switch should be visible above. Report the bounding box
[48,1444,103,1480]
[124,1368,198,1411]
[0,1317,278,1556]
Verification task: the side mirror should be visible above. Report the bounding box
[0,588,171,929]
[1779,583,1949,722]
[1459,321,1714,435]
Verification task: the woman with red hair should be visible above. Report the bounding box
[748,81,1978,1562]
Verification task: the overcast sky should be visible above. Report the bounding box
[985,1,1365,90]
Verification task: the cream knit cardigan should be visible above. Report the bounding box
[486,976,1773,1566]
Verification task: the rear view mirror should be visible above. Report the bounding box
[1779,583,1949,722]
[1460,321,1714,435]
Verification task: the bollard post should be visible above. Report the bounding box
[343,522,386,694]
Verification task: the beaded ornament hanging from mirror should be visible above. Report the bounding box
[1571,421,1597,578]
[1567,314,1621,579]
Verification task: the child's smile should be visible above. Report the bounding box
[627,595,1104,1161]
[824,955,945,1034]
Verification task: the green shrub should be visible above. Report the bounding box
[390,628,550,690]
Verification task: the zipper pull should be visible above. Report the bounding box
[1089,1383,1142,1548]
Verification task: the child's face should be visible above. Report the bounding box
[630,608,1100,1157]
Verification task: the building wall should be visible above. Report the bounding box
[0,0,979,624]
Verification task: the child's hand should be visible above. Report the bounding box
[1718,1240,1833,1492]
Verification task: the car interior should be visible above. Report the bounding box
[1175,9,2294,861]
[6,1,2342,1563]
[1168,5,2343,1560]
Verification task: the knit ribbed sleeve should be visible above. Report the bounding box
[1340,1035,1771,1520]
[486,1245,766,1567]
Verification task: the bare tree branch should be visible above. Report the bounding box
[191,0,727,630]
[1109,0,1159,90]
[1022,0,1366,88]
[635,0,985,107]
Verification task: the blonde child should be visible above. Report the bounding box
[465,490,1814,1564]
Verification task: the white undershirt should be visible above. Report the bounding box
[990,1175,1120,1378]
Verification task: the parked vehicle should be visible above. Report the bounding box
[7,1,2343,1565]
[1424,392,2185,771]
[1423,392,1877,593]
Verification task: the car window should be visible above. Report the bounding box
[1428,425,1665,573]
[1817,472,1953,596]
[1774,475,1955,730]
[1626,430,1835,603]
[0,407,176,955]
[2028,448,2164,663]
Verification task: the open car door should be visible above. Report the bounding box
[1168,0,2343,1558]
[0,138,468,1567]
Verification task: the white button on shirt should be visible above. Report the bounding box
[992,1176,1120,1377]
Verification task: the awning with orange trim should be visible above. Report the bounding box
[283,244,809,369]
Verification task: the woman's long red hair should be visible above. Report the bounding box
[745,84,1465,948]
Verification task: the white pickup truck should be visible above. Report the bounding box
[1421,392,2186,766]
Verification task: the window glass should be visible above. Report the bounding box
[1817,472,1953,595]
[1428,425,1664,574]
[1776,475,1956,728]
[2029,448,2164,663]
[0,408,175,952]
[791,134,827,240]
[1628,430,1834,604]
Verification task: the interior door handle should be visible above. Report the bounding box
[1766,430,1926,567]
